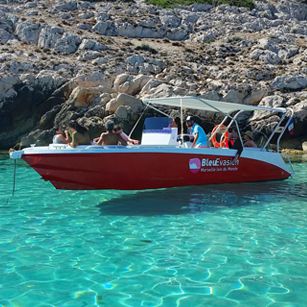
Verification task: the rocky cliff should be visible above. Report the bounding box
[0,0,306,149]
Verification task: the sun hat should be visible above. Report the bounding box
[186,116,194,122]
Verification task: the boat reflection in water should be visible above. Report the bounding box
[98,180,305,216]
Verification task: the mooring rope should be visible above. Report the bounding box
[12,159,17,197]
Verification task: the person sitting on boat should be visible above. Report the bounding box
[170,116,181,134]
[94,120,123,146]
[186,116,208,148]
[243,131,257,148]
[65,120,91,148]
[52,126,67,144]
[113,124,139,145]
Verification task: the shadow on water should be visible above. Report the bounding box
[98,180,307,216]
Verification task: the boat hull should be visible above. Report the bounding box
[22,147,291,190]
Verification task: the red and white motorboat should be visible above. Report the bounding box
[10,96,293,190]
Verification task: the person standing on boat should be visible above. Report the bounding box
[186,116,208,148]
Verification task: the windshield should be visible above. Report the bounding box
[143,117,172,130]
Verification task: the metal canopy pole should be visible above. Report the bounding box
[262,111,288,151]
[180,98,184,135]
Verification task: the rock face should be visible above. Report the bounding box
[0,0,306,148]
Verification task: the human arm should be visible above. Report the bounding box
[120,132,139,145]
[64,130,71,143]
[191,133,198,147]
[95,133,105,145]
[68,131,78,147]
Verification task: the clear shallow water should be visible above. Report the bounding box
[0,154,306,307]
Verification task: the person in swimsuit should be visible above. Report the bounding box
[113,124,139,145]
[95,120,121,145]
[65,121,91,147]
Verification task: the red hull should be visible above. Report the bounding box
[22,152,290,190]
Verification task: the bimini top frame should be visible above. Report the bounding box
[143,96,287,115]
[142,96,293,152]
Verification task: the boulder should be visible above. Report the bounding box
[39,105,62,129]
[15,22,41,44]
[303,141,307,152]
[54,33,81,55]
[223,88,247,103]
[113,74,151,96]
[38,25,64,49]
[250,49,281,65]
[67,86,103,107]
[116,22,166,39]
[54,1,78,12]
[0,75,20,100]
[74,71,114,91]
[243,87,269,105]
[0,28,13,43]
[249,95,284,122]
[115,105,129,120]
[160,13,181,28]
[78,51,101,61]
[78,39,107,51]
[105,93,143,113]
[272,75,307,91]
[93,21,116,36]
[85,105,105,119]
[78,116,105,138]
[35,70,66,92]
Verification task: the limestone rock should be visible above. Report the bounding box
[106,93,143,114]
[35,70,66,92]
[0,28,13,43]
[79,39,107,51]
[93,21,116,36]
[115,105,129,120]
[78,51,101,61]
[243,87,269,105]
[68,86,103,108]
[38,25,64,49]
[250,49,281,65]
[74,71,114,91]
[113,74,151,96]
[15,22,40,44]
[54,33,81,55]
[78,116,105,138]
[84,105,105,119]
[54,1,78,12]
[0,75,20,100]
[272,75,307,91]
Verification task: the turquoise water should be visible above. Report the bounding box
[0,154,306,307]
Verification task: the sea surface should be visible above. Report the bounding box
[0,153,306,307]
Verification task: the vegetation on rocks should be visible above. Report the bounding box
[145,0,255,9]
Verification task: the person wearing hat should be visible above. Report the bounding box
[186,116,208,148]
[243,131,257,148]
[94,120,122,145]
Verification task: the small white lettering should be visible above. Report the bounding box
[202,158,239,167]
